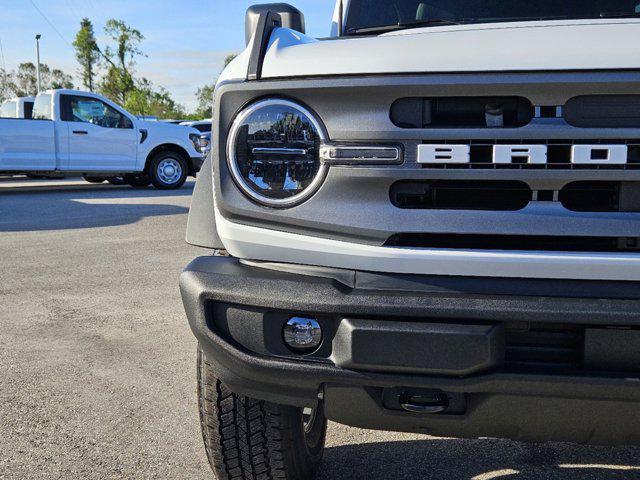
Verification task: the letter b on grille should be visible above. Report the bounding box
[417,145,470,164]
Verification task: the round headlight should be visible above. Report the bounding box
[226,99,327,207]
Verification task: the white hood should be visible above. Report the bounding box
[257,19,640,78]
[138,120,198,136]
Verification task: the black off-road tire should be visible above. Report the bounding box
[149,150,188,190]
[197,346,327,480]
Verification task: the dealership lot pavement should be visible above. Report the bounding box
[1,178,640,479]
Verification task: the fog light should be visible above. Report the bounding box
[283,317,322,353]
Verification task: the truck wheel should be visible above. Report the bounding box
[124,174,151,188]
[83,175,106,184]
[149,151,187,189]
[197,346,327,480]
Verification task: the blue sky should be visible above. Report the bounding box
[0,0,335,111]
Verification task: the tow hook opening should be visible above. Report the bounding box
[382,388,467,415]
[399,391,449,414]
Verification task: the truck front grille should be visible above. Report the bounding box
[389,180,640,212]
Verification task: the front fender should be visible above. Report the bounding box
[186,153,223,249]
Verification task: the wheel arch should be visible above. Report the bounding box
[144,143,192,174]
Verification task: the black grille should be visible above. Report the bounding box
[390,180,531,211]
[391,97,533,129]
[561,181,640,213]
[420,140,640,169]
[505,324,584,372]
[565,95,640,128]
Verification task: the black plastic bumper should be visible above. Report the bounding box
[180,256,640,445]
[189,155,205,174]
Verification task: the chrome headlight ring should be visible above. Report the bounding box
[226,98,328,208]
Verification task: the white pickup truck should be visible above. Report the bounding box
[1,97,35,119]
[0,89,204,189]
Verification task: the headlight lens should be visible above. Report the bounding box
[226,99,327,207]
[197,135,210,154]
[189,133,201,150]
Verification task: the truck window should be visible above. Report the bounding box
[61,95,133,129]
[1,101,17,118]
[32,94,52,120]
[345,0,640,33]
[23,101,34,120]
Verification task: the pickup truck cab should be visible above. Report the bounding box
[181,2,640,478]
[0,89,204,189]
[1,96,35,119]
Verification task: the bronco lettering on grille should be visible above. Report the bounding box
[418,144,630,165]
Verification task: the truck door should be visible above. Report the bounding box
[60,94,137,172]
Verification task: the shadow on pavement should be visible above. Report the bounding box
[0,184,192,232]
[0,183,194,197]
[319,438,640,480]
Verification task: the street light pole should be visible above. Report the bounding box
[35,34,42,93]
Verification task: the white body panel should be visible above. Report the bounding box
[260,19,640,79]
[0,120,56,170]
[215,207,640,282]
[65,121,138,171]
[0,89,201,173]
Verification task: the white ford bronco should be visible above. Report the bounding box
[181,1,640,478]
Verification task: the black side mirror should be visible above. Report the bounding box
[245,3,305,46]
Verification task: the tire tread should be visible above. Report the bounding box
[197,347,323,480]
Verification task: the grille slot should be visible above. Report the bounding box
[560,181,640,212]
[565,95,640,128]
[390,180,531,211]
[391,97,533,129]
[505,324,584,372]
[384,233,640,253]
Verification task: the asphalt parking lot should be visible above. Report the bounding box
[2,177,640,480]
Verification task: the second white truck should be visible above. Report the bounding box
[0,89,204,189]
[1,96,35,119]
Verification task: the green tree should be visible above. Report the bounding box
[193,53,238,118]
[7,63,73,97]
[124,79,186,119]
[224,53,238,68]
[194,83,215,119]
[99,19,144,104]
[73,18,100,91]
[0,68,10,102]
